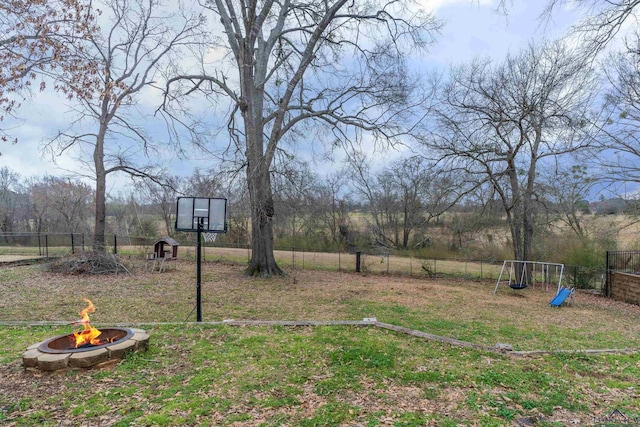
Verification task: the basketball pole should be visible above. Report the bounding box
[196,218,203,322]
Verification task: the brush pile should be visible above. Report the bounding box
[48,251,131,275]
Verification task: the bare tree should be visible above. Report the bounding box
[182,169,224,198]
[539,0,640,54]
[164,0,440,276]
[45,0,203,251]
[29,176,94,233]
[0,167,26,236]
[349,153,459,249]
[272,161,319,245]
[136,175,182,236]
[224,176,252,247]
[540,164,595,239]
[421,41,599,264]
[594,31,640,190]
[315,172,351,247]
[0,0,95,143]
[534,0,640,214]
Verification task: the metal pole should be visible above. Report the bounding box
[113,234,118,254]
[71,233,75,254]
[196,220,203,322]
[605,251,610,297]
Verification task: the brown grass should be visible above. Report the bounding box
[2,259,640,351]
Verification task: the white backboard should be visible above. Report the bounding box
[175,197,227,232]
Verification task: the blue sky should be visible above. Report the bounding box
[0,0,580,193]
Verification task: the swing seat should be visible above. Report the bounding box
[509,283,528,290]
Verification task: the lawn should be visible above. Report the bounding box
[1,259,640,426]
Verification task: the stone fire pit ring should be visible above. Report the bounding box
[22,327,149,371]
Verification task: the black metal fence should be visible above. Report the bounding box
[0,233,166,257]
[0,233,89,257]
[564,265,606,293]
[605,250,640,296]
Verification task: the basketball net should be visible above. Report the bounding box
[202,232,218,243]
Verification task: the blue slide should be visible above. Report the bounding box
[550,287,574,307]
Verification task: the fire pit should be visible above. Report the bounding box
[23,327,149,371]
[22,299,149,371]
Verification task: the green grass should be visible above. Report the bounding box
[2,261,640,425]
[2,261,639,352]
[2,325,640,425]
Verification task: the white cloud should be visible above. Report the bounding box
[418,0,495,13]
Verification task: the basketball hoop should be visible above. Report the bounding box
[174,196,227,323]
[202,232,218,243]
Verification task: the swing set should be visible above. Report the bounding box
[493,260,565,294]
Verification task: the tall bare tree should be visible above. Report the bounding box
[540,0,640,54]
[537,1,640,209]
[136,175,182,236]
[164,0,440,276]
[349,153,458,249]
[0,167,26,236]
[421,41,599,264]
[0,0,95,143]
[272,161,318,244]
[29,176,94,233]
[46,0,203,251]
[315,172,351,247]
[595,31,640,191]
[540,164,595,239]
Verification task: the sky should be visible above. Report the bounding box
[0,0,580,194]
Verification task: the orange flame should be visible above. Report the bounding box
[72,298,103,348]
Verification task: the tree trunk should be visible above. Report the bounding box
[93,131,107,252]
[507,158,524,262]
[244,160,283,276]
[242,76,283,275]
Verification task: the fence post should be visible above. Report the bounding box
[71,233,75,254]
[605,251,610,297]
[356,251,361,273]
[45,234,49,257]
[113,234,117,254]
[338,250,341,272]
[291,246,295,277]
[82,233,85,252]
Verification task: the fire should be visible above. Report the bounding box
[72,298,103,348]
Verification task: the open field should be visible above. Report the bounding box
[1,260,640,425]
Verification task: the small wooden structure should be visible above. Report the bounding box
[146,237,179,272]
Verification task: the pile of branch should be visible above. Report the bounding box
[48,251,131,275]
